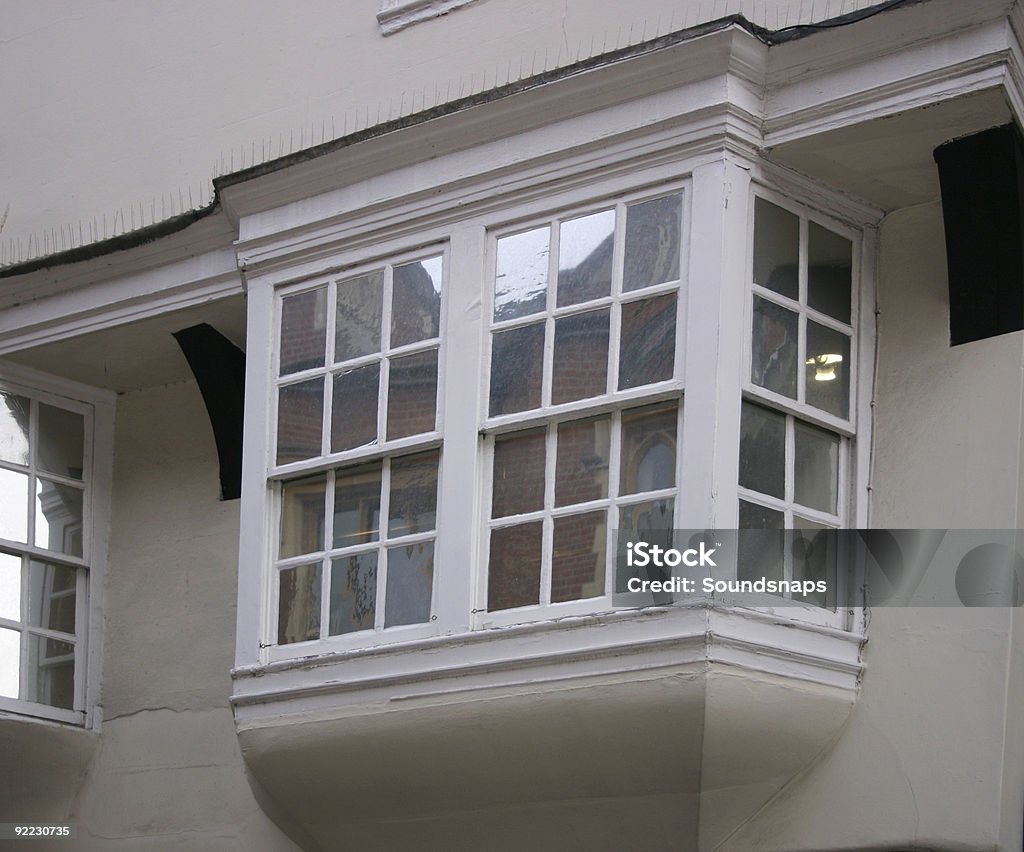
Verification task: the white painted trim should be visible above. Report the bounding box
[376,0,480,35]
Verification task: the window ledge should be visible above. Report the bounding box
[232,605,862,849]
[376,0,480,35]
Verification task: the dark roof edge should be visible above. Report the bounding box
[0,0,927,281]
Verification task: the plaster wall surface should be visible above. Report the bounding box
[57,379,299,850]
[0,0,892,256]
[721,201,1023,850]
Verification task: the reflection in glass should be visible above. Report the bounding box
[619,293,676,390]
[389,451,439,537]
[618,500,675,561]
[808,222,852,324]
[27,635,75,709]
[753,197,799,299]
[335,270,384,362]
[621,404,677,495]
[279,287,327,375]
[557,210,614,306]
[279,474,326,558]
[0,552,19,621]
[28,561,76,634]
[329,552,376,634]
[489,322,544,416]
[495,227,550,321]
[0,468,29,543]
[806,321,851,419]
[488,522,542,611]
[552,511,606,603]
[552,310,610,404]
[555,416,610,507]
[0,626,18,699]
[0,393,29,467]
[386,350,438,440]
[35,480,83,557]
[392,256,443,348]
[794,421,840,514]
[385,542,433,627]
[331,364,380,452]
[492,430,545,518]
[276,378,324,465]
[739,402,786,499]
[623,194,682,291]
[333,464,382,548]
[793,519,837,608]
[738,500,785,582]
[277,563,321,644]
[38,404,84,480]
[751,296,798,399]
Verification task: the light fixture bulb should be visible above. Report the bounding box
[806,353,843,382]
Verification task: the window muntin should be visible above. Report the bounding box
[272,252,445,648]
[0,386,91,719]
[483,190,685,617]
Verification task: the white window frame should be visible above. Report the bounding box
[0,362,113,727]
[476,184,690,627]
[737,182,869,629]
[263,244,449,663]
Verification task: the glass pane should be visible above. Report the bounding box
[335,270,384,362]
[27,635,75,709]
[489,322,544,416]
[494,227,549,321]
[276,378,324,465]
[806,321,851,419]
[38,404,85,480]
[279,474,326,558]
[333,463,382,548]
[751,296,798,399]
[793,518,837,608]
[277,563,321,645]
[0,393,30,467]
[623,194,682,291]
[620,403,677,496]
[0,552,20,621]
[331,364,380,452]
[794,421,840,514]
[389,451,439,537]
[618,293,676,390]
[557,209,614,306]
[35,480,83,557]
[618,498,674,538]
[808,222,852,324]
[28,562,76,635]
[753,197,799,299]
[738,500,785,582]
[0,626,18,699]
[552,511,606,603]
[329,552,376,635]
[279,287,327,375]
[0,468,28,543]
[552,309,610,404]
[492,430,545,518]
[386,350,438,440]
[739,402,786,499]
[488,522,542,611]
[391,256,442,348]
[555,416,610,507]
[385,542,433,627]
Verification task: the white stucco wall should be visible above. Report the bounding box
[0,0,891,263]
[63,379,298,850]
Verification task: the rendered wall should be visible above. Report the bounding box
[59,379,298,850]
[0,0,891,260]
[721,202,1024,850]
